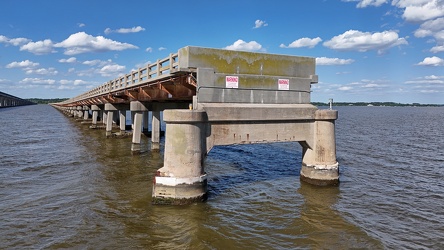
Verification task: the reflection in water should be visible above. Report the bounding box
[297,182,383,249]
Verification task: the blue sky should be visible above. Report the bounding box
[1,0,443,104]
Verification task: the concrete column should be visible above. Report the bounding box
[83,106,90,120]
[104,103,119,136]
[91,105,100,127]
[102,111,107,125]
[106,110,114,135]
[130,101,148,152]
[152,109,207,205]
[119,109,126,131]
[300,110,339,186]
[77,106,83,118]
[151,110,161,150]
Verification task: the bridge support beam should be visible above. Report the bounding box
[152,109,207,205]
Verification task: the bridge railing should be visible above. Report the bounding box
[60,53,179,105]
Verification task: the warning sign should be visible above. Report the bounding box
[226,76,239,88]
[278,79,290,90]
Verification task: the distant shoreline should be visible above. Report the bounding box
[312,102,443,107]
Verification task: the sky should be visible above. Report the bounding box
[0,0,443,104]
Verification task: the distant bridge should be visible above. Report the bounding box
[52,46,339,205]
[0,91,35,108]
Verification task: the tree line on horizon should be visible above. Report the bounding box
[312,101,443,107]
[26,98,69,104]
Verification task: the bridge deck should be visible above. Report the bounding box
[57,46,317,107]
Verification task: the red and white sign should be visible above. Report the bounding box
[226,76,239,88]
[278,78,290,90]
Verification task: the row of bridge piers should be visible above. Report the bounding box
[58,102,189,151]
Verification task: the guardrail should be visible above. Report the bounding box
[59,53,179,105]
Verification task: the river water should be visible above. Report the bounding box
[0,104,443,249]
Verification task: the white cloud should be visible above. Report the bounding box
[0,35,30,46]
[414,17,444,38]
[323,30,408,53]
[405,75,444,84]
[25,67,58,76]
[146,47,153,52]
[20,39,56,55]
[6,60,39,69]
[73,79,88,85]
[416,56,444,66]
[82,59,111,66]
[158,47,167,51]
[8,37,32,46]
[339,86,353,91]
[253,20,268,29]
[224,39,263,52]
[59,57,77,63]
[316,57,355,65]
[54,32,138,55]
[342,0,388,8]
[78,23,85,27]
[104,26,145,34]
[98,64,126,77]
[431,44,444,53]
[393,0,444,22]
[19,78,56,85]
[280,37,322,48]
[60,79,71,85]
[0,35,7,43]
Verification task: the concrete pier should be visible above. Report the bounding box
[152,110,207,204]
[51,46,340,205]
[130,101,147,152]
[91,105,100,128]
[300,110,339,186]
[151,110,161,150]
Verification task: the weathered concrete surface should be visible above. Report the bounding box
[153,105,339,204]
[152,110,207,204]
[300,110,339,185]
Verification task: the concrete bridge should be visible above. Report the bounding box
[0,91,35,108]
[51,46,339,205]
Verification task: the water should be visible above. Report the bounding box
[0,104,443,249]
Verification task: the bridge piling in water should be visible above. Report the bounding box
[51,46,339,205]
